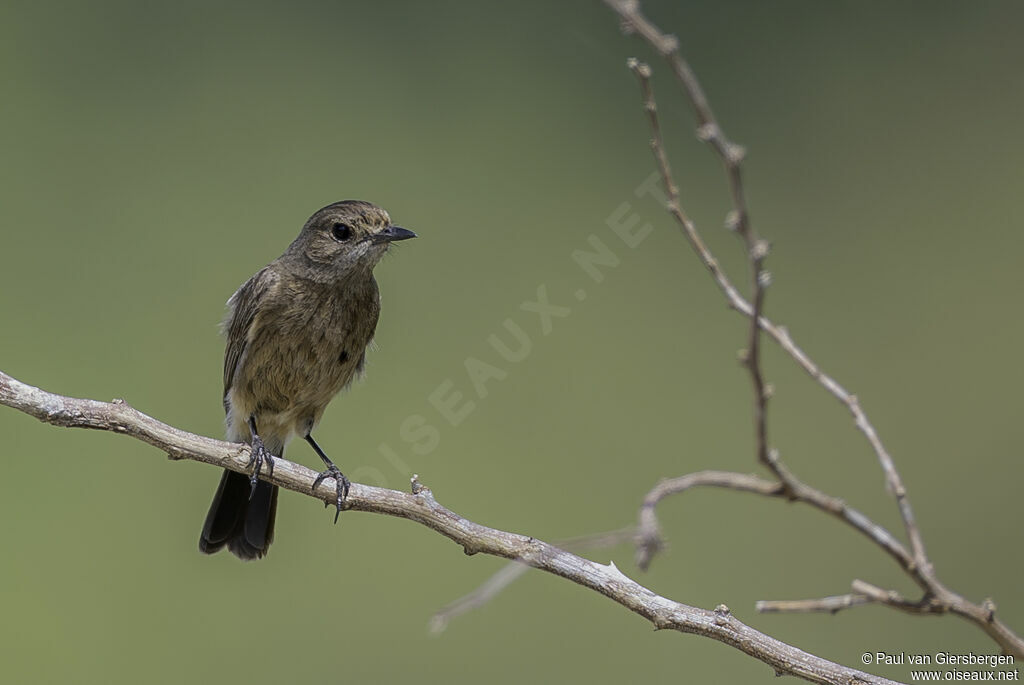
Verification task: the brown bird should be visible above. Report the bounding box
[199,200,415,560]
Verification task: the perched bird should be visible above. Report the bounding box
[199,200,415,560]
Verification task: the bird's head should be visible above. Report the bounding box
[286,200,416,277]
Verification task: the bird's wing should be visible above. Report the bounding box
[222,266,280,404]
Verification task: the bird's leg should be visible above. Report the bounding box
[245,415,274,499]
[307,433,350,523]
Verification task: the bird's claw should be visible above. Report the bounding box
[312,465,350,523]
[245,434,274,499]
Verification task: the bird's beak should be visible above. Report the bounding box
[373,225,417,243]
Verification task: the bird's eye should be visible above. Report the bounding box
[331,222,352,241]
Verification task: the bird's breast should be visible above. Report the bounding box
[228,281,380,441]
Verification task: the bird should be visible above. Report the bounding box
[199,200,415,560]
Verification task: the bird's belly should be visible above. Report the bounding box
[228,333,364,444]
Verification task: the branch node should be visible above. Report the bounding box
[727,143,747,164]
[724,210,740,232]
[607,559,634,584]
[428,615,448,635]
[651,616,673,631]
[751,239,771,260]
[605,0,1024,662]
[696,122,717,141]
[657,33,679,56]
[983,598,998,622]
[634,530,664,572]
[629,58,651,78]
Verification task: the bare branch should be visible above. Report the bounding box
[630,36,773,486]
[634,470,911,574]
[756,582,945,618]
[430,561,530,635]
[0,369,901,685]
[430,557,532,634]
[627,60,786,492]
[606,0,926,567]
[606,0,1023,659]
[431,527,637,634]
[632,467,1022,656]
[757,594,873,615]
[848,580,945,615]
[636,470,780,571]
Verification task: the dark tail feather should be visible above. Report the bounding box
[199,469,279,561]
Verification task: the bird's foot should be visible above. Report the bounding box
[312,465,351,523]
[245,433,274,499]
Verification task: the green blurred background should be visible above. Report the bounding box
[1,1,1021,682]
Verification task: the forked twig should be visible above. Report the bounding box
[633,470,907,574]
[628,60,784,492]
[430,1,1021,663]
[612,0,923,562]
[607,0,1021,659]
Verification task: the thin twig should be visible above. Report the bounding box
[0,369,900,685]
[756,594,873,615]
[624,64,912,577]
[634,470,909,575]
[431,527,637,634]
[849,580,942,615]
[606,0,927,569]
[607,0,1022,658]
[628,59,786,493]
[756,582,941,617]
[430,562,531,635]
[633,470,1021,656]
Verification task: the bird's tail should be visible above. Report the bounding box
[199,463,279,561]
